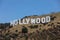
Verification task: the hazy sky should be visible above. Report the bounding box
[0,0,60,23]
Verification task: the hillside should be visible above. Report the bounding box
[0,12,60,40]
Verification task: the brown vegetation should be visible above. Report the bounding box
[0,12,60,40]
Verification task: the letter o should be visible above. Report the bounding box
[41,17,46,23]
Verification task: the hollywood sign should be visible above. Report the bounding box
[10,16,51,26]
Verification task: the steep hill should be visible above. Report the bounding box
[0,12,60,40]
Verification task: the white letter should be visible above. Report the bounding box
[31,18,35,24]
[19,19,23,24]
[10,19,18,26]
[46,16,50,22]
[41,17,46,23]
[23,19,27,24]
[36,18,40,24]
[25,18,30,24]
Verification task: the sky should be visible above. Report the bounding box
[0,0,60,23]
